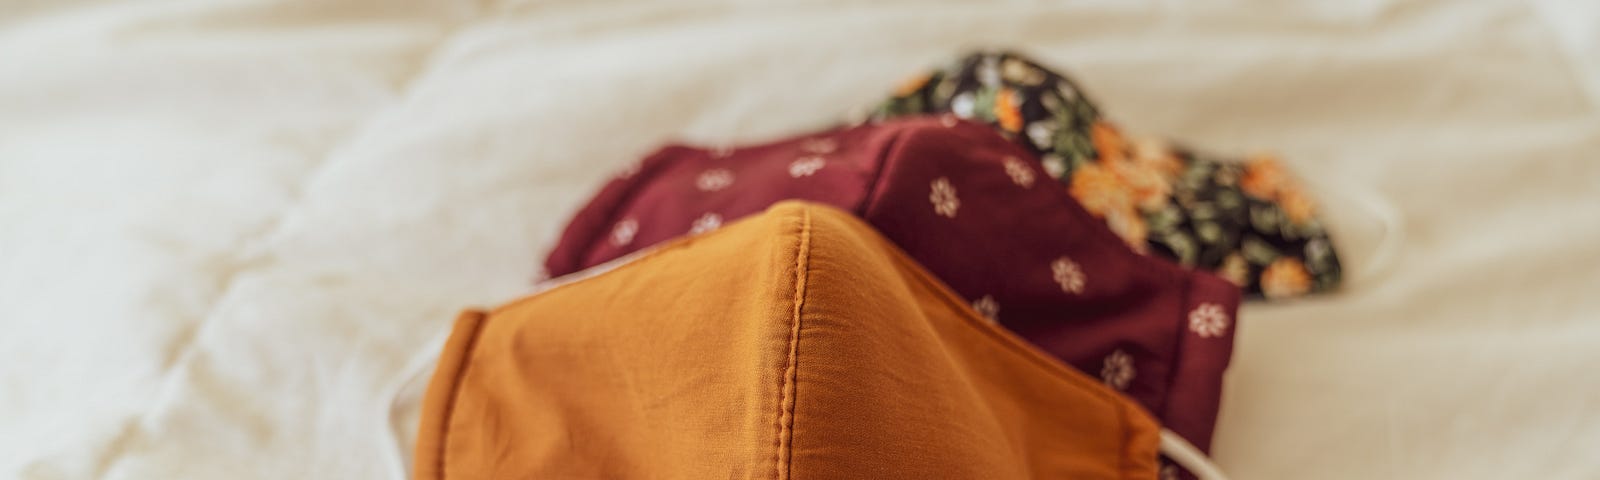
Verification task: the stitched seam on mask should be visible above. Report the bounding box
[435,311,488,480]
[494,223,722,316]
[773,207,811,480]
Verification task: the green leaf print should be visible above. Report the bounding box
[1241,237,1279,266]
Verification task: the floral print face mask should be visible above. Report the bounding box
[544,117,1239,471]
[870,51,1342,300]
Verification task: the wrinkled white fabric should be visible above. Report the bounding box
[2,1,1599,479]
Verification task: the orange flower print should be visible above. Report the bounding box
[994,88,1024,132]
[1240,154,1290,200]
[1090,121,1127,164]
[1111,160,1172,213]
[1069,162,1134,218]
[1130,136,1183,178]
[1260,257,1312,298]
[894,72,931,97]
[1105,209,1149,252]
[1278,187,1317,225]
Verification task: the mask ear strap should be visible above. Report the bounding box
[378,326,451,480]
[1160,429,1233,480]
[1296,163,1407,286]
[1345,180,1406,285]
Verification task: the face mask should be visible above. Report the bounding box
[870,50,1342,300]
[542,116,1239,468]
[419,202,1164,478]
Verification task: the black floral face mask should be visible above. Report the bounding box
[868,51,1341,300]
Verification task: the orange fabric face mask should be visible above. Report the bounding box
[415,201,1161,479]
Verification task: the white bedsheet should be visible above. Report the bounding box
[3,1,1598,478]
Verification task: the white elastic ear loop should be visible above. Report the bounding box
[379,326,451,480]
[1160,429,1232,480]
[1295,164,1407,286]
[1330,178,1406,285]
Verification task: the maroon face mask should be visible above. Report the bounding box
[545,116,1240,461]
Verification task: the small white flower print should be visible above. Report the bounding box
[1051,256,1086,294]
[689,212,722,235]
[1307,237,1332,260]
[695,168,735,191]
[929,177,960,218]
[1026,120,1056,150]
[800,138,838,155]
[1056,83,1079,101]
[1187,302,1231,338]
[938,114,960,128]
[1041,154,1067,179]
[977,55,1001,87]
[1101,349,1135,391]
[951,93,976,118]
[789,156,826,178]
[1003,156,1035,188]
[972,295,999,322]
[610,218,638,246]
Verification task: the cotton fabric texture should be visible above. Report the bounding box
[871,51,1342,300]
[543,117,1240,457]
[14,3,1600,479]
[419,202,1161,479]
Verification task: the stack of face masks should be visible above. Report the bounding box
[413,51,1342,480]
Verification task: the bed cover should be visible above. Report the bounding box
[3,0,1599,478]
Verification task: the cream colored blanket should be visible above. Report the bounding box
[3,1,1598,478]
